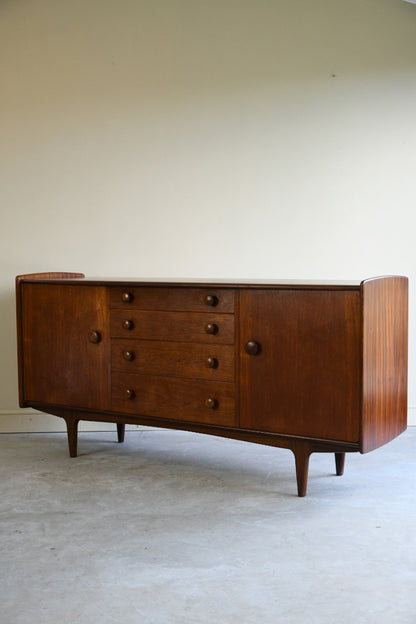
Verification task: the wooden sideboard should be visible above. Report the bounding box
[15,273,408,496]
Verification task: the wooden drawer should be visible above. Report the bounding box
[111,373,235,426]
[111,339,235,382]
[110,286,235,313]
[110,310,235,344]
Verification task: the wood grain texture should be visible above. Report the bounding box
[239,288,362,442]
[15,273,85,407]
[16,272,84,282]
[16,273,408,496]
[21,283,110,410]
[110,309,235,344]
[111,339,235,381]
[111,372,235,426]
[110,286,235,312]
[361,276,408,453]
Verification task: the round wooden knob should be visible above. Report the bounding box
[205,397,218,409]
[245,340,261,355]
[205,294,218,307]
[125,389,135,400]
[88,330,101,344]
[122,319,134,330]
[206,357,218,369]
[205,323,219,335]
[122,292,133,303]
[123,351,135,361]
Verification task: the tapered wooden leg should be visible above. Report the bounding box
[63,415,80,458]
[335,452,346,476]
[292,443,312,497]
[117,423,125,443]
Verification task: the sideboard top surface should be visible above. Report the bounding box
[17,275,370,289]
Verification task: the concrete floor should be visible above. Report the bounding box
[0,427,415,624]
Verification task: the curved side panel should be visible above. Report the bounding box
[16,272,85,282]
[361,276,408,453]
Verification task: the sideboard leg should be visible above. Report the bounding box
[63,414,79,458]
[117,423,125,443]
[292,443,312,497]
[335,452,346,476]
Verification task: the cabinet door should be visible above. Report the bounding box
[21,284,109,410]
[239,289,361,442]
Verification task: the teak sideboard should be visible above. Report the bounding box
[15,273,408,496]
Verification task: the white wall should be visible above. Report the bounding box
[1,0,415,431]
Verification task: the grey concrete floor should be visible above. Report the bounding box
[0,427,415,624]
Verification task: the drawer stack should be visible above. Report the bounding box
[110,286,236,426]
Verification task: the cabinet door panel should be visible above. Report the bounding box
[239,289,361,442]
[22,284,109,410]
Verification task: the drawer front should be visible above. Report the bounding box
[112,339,235,382]
[110,286,235,313]
[110,310,235,344]
[111,373,235,426]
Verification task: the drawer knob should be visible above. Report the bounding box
[205,294,218,307]
[122,292,133,303]
[122,319,134,330]
[206,356,218,369]
[205,397,218,409]
[205,323,219,335]
[123,351,135,361]
[245,340,261,355]
[88,330,101,344]
[125,389,135,400]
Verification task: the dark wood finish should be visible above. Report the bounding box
[361,276,408,452]
[110,309,234,344]
[88,330,102,344]
[19,283,109,410]
[18,276,362,288]
[64,413,80,458]
[239,289,362,442]
[117,423,125,443]
[16,272,85,281]
[111,340,234,381]
[292,441,312,498]
[245,340,261,355]
[122,292,133,303]
[32,404,359,457]
[335,452,346,476]
[15,273,85,407]
[110,286,235,313]
[111,373,235,426]
[205,295,218,307]
[15,274,408,496]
